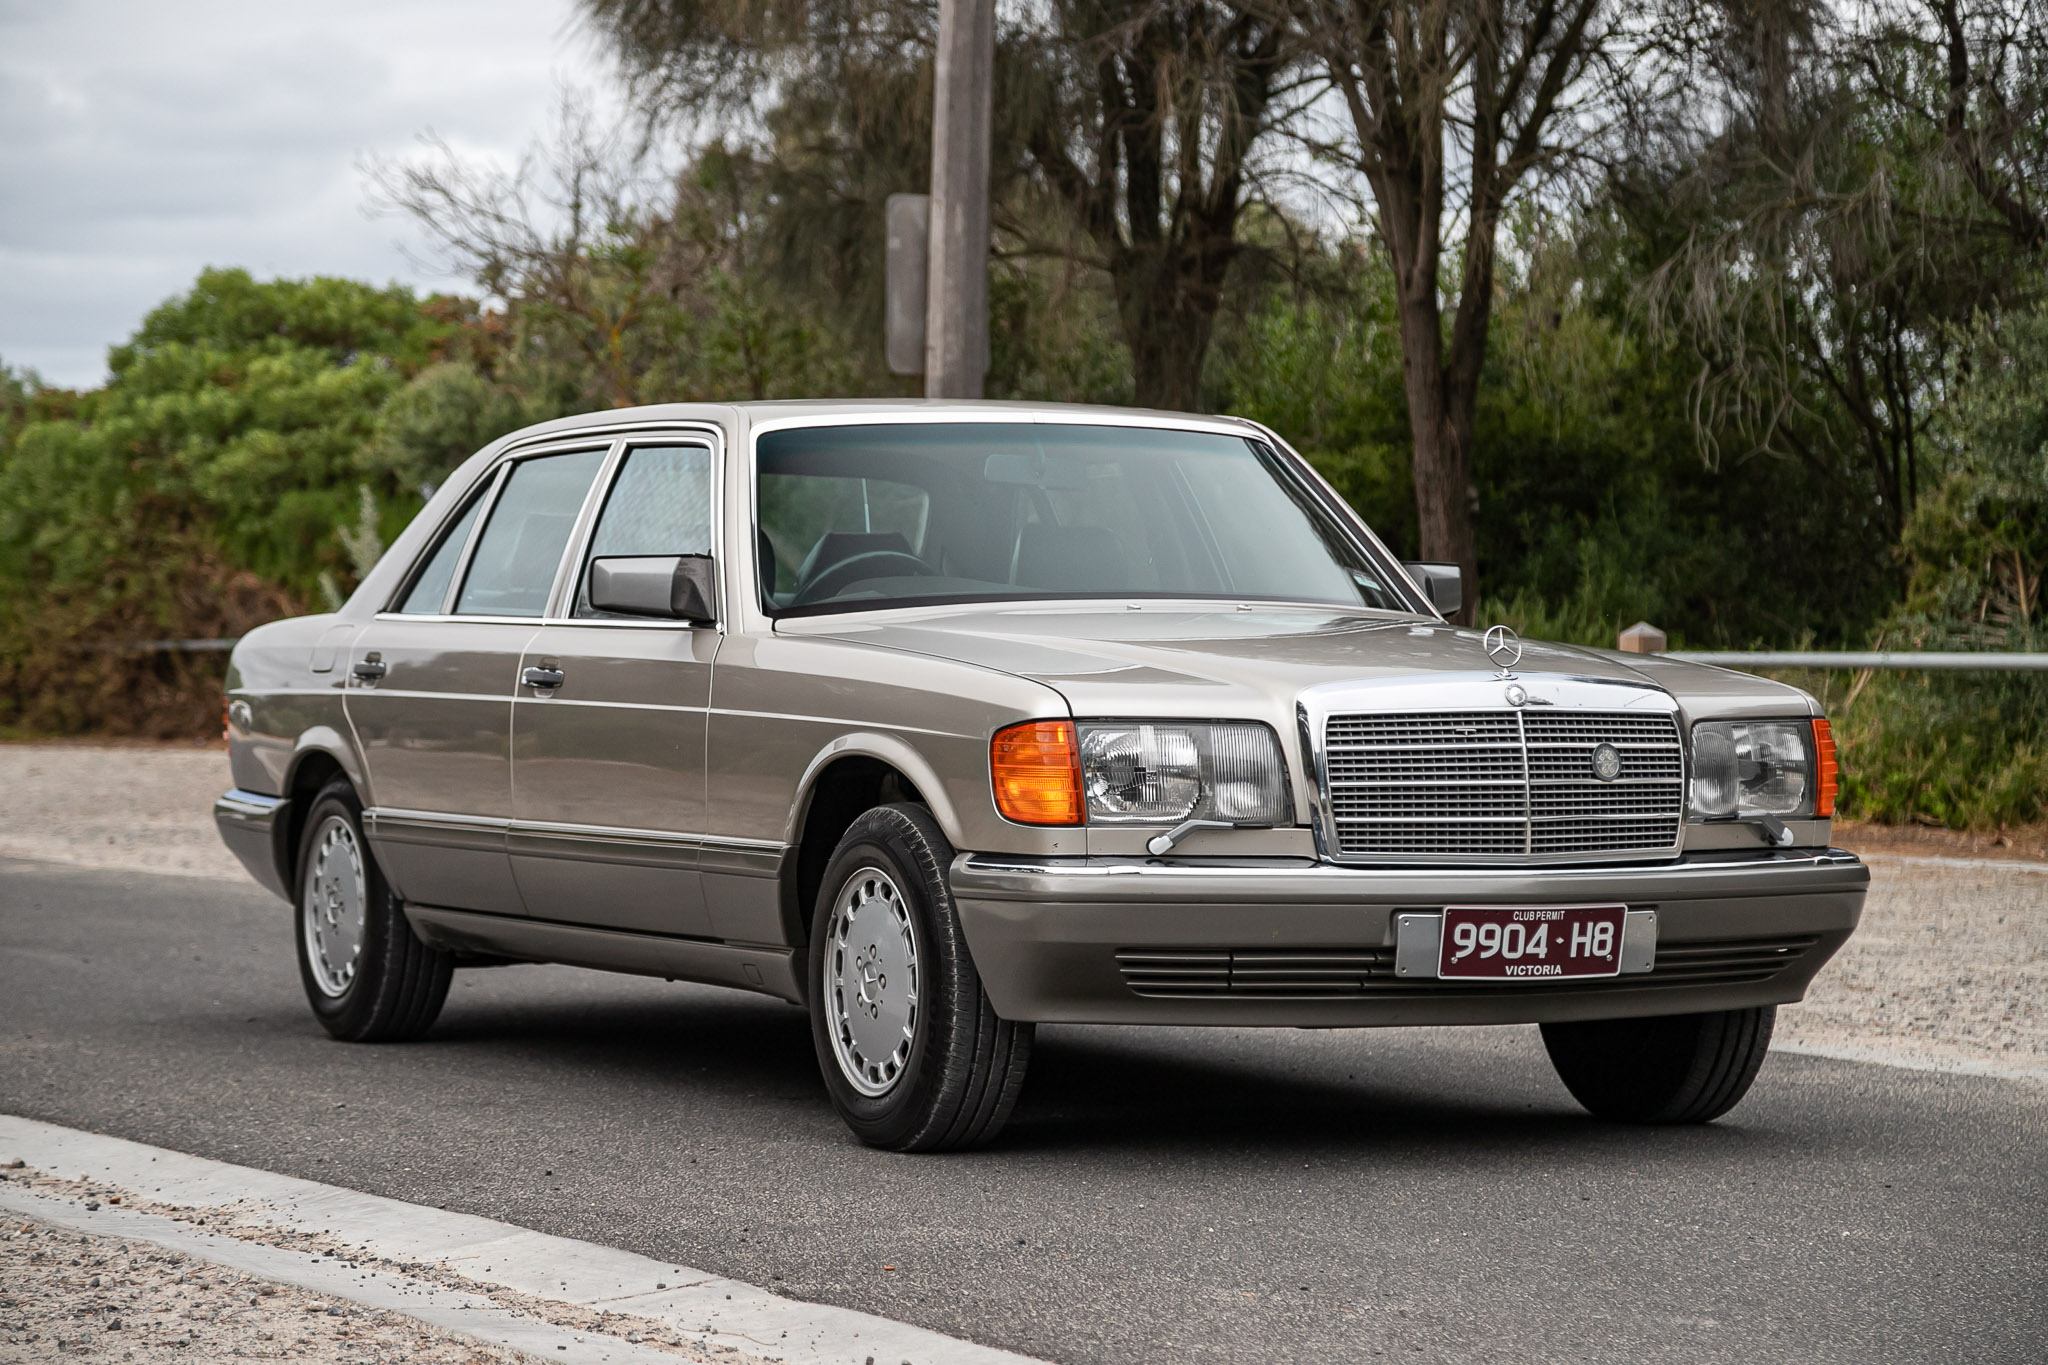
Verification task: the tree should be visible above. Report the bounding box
[1287,0,1617,617]
[1005,0,1302,408]
[370,99,871,408]
[578,0,1307,410]
[1886,0,2048,254]
[1623,0,2048,539]
[369,101,691,411]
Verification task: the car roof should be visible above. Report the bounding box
[500,399,1264,445]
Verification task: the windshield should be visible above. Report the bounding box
[755,422,1420,617]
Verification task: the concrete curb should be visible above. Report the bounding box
[0,1115,1046,1365]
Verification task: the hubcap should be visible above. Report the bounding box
[824,866,920,1097]
[302,815,367,998]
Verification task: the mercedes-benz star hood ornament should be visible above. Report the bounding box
[1483,624,1523,678]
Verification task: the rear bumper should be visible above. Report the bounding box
[214,789,291,900]
[949,849,1868,1026]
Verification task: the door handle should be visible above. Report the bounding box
[351,657,387,682]
[522,665,566,690]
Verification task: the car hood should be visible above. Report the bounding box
[781,603,1675,718]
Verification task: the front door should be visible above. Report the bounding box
[510,440,722,938]
[346,445,608,913]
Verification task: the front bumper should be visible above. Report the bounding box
[949,849,1868,1027]
[214,789,291,899]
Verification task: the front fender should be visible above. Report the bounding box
[784,731,969,850]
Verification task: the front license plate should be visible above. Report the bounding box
[1439,904,1627,980]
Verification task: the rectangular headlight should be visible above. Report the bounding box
[1077,721,1291,826]
[1689,720,1817,820]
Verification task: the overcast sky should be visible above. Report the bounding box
[0,0,619,388]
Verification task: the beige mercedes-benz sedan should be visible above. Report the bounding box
[216,401,1866,1149]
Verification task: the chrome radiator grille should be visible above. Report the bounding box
[1322,710,1685,860]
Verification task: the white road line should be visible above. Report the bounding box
[1769,1040,2048,1084]
[0,1115,1047,1365]
[0,1183,684,1364]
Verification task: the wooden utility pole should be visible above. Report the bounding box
[924,0,993,397]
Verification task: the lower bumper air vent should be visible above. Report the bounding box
[1115,935,1821,999]
[1114,947,1397,998]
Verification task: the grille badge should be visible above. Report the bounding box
[1591,743,1623,781]
[1504,683,1527,707]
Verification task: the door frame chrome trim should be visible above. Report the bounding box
[385,428,702,619]
[375,424,727,635]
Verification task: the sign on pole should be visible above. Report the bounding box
[885,194,930,376]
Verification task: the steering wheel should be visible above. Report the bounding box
[791,549,936,605]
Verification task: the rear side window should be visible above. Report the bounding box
[573,444,715,617]
[454,450,605,617]
[396,493,484,615]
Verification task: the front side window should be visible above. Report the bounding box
[754,423,1416,616]
[573,444,715,617]
[453,449,605,617]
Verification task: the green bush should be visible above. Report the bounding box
[1825,304,2048,828]
[0,270,459,734]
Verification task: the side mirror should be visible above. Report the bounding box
[589,555,718,624]
[1401,561,1462,617]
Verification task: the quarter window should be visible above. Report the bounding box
[453,450,606,617]
[396,492,484,614]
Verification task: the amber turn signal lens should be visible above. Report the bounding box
[1812,717,1838,818]
[991,720,1083,825]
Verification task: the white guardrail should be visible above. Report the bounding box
[1616,622,2047,669]
[1664,651,2048,670]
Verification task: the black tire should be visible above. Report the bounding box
[806,803,1032,1151]
[293,779,452,1042]
[1541,1006,1775,1124]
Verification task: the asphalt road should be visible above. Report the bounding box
[4,856,2044,1365]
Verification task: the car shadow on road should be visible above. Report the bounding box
[998,1028,1793,1162]
[414,977,1788,1161]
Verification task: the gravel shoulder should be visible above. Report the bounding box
[1777,855,2047,1079]
[1,1204,533,1364]
[4,740,2042,1080]
[0,1162,781,1365]
[0,742,242,882]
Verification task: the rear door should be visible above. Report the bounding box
[508,437,721,937]
[346,444,609,913]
